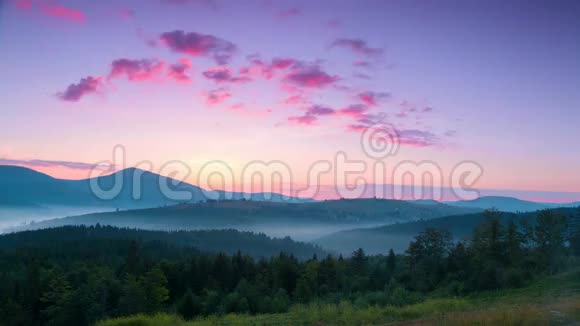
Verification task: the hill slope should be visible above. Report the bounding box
[315,207,579,254]
[7,198,482,240]
[444,196,554,212]
[0,224,326,259]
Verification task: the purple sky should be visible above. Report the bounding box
[1,0,579,201]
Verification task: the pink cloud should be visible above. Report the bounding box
[168,58,193,82]
[228,103,244,110]
[332,38,383,57]
[16,0,32,10]
[288,105,336,125]
[284,65,339,88]
[353,60,375,69]
[203,67,251,84]
[203,87,232,105]
[159,30,237,64]
[345,112,440,147]
[283,94,307,105]
[57,76,102,102]
[241,56,301,79]
[288,115,317,125]
[339,104,368,116]
[358,91,390,106]
[109,58,165,81]
[16,1,86,23]
[41,4,86,23]
[398,129,440,147]
[307,105,335,116]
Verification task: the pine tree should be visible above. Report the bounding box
[569,207,580,256]
[534,209,568,274]
[177,289,199,320]
[126,240,140,275]
[351,248,367,275]
[387,249,396,276]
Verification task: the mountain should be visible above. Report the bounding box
[0,166,312,227]
[7,198,482,240]
[444,196,556,212]
[315,207,578,255]
[0,224,326,259]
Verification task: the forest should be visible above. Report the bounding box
[0,208,578,325]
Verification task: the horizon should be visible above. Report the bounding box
[2,0,580,202]
[3,164,580,204]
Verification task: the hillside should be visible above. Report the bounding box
[97,270,580,326]
[0,166,312,207]
[7,198,483,240]
[315,207,579,254]
[445,196,556,212]
[0,224,325,259]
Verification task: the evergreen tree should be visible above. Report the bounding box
[569,208,580,256]
[351,248,367,275]
[141,267,170,313]
[177,289,199,320]
[387,249,396,276]
[534,210,568,274]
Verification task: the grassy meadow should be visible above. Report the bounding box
[97,269,580,326]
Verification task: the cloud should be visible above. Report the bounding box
[159,30,237,64]
[241,56,301,79]
[109,58,165,81]
[168,58,193,82]
[16,0,32,10]
[203,67,251,84]
[0,158,112,171]
[358,91,390,106]
[339,104,368,116]
[444,130,457,137]
[203,87,232,105]
[353,73,372,80]
[345,112,441,147]
[398,129,440,147]
[228,103,244,110]
[57,76,102,102]
[16,1,86,23]
[288,105,336,125]
[288,115,317,125]
[353,60,373,68]
[332,38,383,57]
[307,105,335,116]
[283,94,308,105]
[40,4,86,23]
[284,65,339,88]
[161,0,218,10]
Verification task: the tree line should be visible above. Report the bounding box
[0,208,578,325]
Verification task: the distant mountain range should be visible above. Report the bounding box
[6,198,482,240]
[0,165,311,208]
[315,207,579,255]
[442,196,580,213]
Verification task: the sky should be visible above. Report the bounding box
[1,0,580,202]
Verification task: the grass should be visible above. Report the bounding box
[96,270,580,326]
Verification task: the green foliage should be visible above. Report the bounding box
[0,208,577,325]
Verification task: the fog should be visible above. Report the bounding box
[0,206,112,233]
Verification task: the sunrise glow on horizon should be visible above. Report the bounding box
[1,0,580,202]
